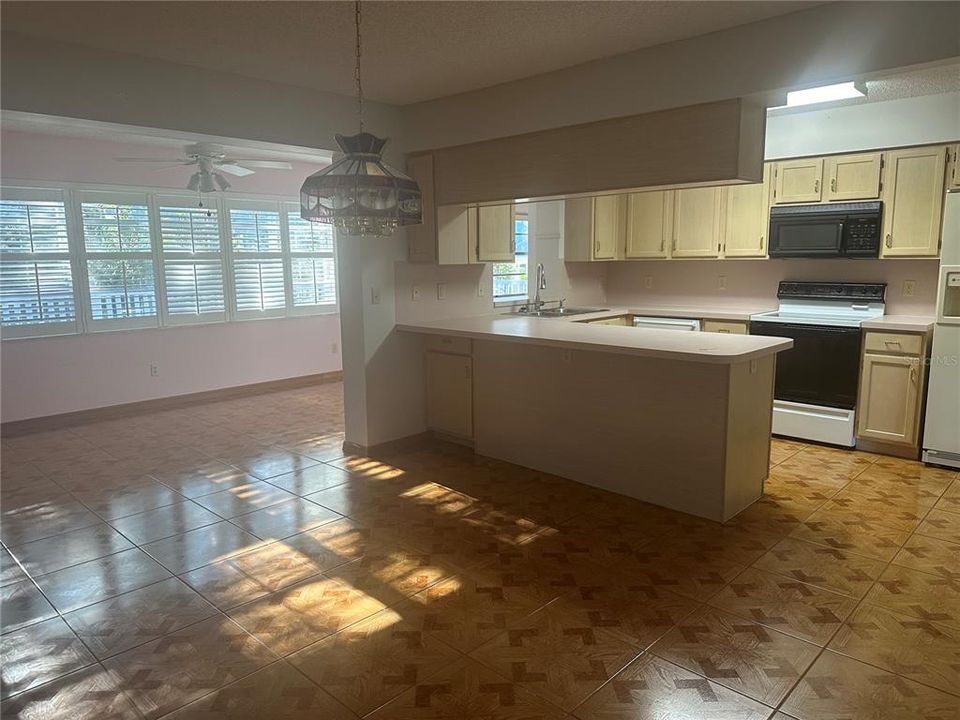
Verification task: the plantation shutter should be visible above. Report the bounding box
[79,191,158,330]
[228,203,286,316]
[286,205,337,310]
[0,189,79,337]
[157,201,226,323]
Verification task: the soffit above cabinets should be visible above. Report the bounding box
[419,98,766,207]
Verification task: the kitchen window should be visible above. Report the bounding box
[492,215,529,301]
[0,184,339,340]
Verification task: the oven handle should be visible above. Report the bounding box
[749,322,862,335]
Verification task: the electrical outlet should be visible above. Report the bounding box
[411,285,421,302]
[370,287,381,305]
[643,276,653,289]
[718,275,728,291]
[437,283,447,300]
[330,342,339,354]
[149,364,159,377]
[902,280,916,298]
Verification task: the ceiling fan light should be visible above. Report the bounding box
[214,173,231,191]
[187,172,201,192]
[300,132,422,237]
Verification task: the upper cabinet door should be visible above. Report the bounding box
[773,158,823,204]
[476,204,515,262]
[825,152,882,201]
[592,195,626,260]
[722,164,771,258]
[672,187,721,258]
[881,146,948,258]
[625,190,672,259]
[406,154,437,263]
[947,144,960,190]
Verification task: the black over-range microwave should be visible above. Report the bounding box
[768,201,882,258]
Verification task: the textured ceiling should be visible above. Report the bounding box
[2,1,818,105]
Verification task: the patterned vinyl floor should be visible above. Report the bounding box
[2,382,958,719]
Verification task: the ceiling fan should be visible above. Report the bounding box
[114,142,293,192]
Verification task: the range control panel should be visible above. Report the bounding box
[777,282,887,302]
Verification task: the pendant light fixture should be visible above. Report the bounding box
[299,0,422,237]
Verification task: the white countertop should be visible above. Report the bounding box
[397,314,792,364]
[860,315,936,333]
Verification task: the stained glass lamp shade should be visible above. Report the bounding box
[300,132,422,237]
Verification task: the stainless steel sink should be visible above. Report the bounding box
[505,307,607,317]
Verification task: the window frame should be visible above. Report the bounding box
[76,190,161,333]
[491,211,530,303]
[0,187,82,339]
[283,201,339,316]
[153,195,230,327]
[0,180,340,341]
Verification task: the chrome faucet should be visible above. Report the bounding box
[533,263,547,311]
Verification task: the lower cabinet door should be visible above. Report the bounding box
[856,352,920,445]
[426,351,473,439]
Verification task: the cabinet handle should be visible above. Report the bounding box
[830,177,837,192]
[595,240,600,253]
[910,366,918,384]
[759,235,764,249]
[814,179,820,193]
[885,340,902,349]
[885,234,893,248]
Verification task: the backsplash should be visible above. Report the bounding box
[605,258,940,315]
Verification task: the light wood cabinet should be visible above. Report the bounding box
[880,146,948,258]
[702,320,748,334]
[625,191,672,259]
[857,331,927,449]
[824,152,882,201]
[593,195,626,260]
[722,164,771,258]
[407,153,481,265]
[671,187,721,258]
[773,157,823,204]
[563,195,626,261]
[426,350,473,439]
[476,205,515,262]
[946,143,960,191]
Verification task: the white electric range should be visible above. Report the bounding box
[750,281,886,446]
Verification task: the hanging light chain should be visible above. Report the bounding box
[355,0,364,133]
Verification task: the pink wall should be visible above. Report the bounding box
[605,258,941,315]
[1,316,342,422]
[1,130,342,422]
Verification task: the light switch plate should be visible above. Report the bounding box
[370,287,381,305]
[643,276,653,289]
[477,282,486,297]
[411,285,421,301]
[718,275,728,291]
[437,283,447,300]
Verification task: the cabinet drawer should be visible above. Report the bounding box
[425,335,472,355]
[702,320,749,335]
[863,332,923,356]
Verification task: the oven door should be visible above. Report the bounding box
[749,321,862,409]
[768,215,845,258]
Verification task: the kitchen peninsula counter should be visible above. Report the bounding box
[399,314,793,522]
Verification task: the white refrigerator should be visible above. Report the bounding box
[923,189,960,469]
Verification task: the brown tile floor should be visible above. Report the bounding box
[2,383,959,719]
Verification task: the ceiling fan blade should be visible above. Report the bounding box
[218,163,256,177]
[226,160,293,170]
[114,157,191,163]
